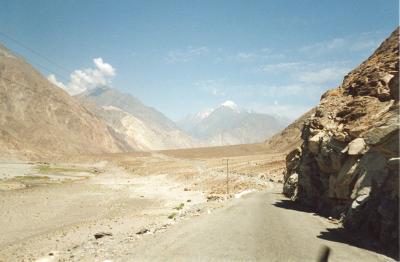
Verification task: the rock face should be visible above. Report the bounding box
[283,28,399,254]
[0,44,124,160]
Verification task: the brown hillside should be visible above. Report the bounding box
[0,44,123,160]
[264,108,316,153]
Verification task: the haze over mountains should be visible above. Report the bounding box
[77,87,199,150]
[178,101,288,146]
[77,88,287,149]
[0,41,288,157]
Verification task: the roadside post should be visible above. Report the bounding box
[222,158,229,195]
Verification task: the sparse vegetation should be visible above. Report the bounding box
[168,212,178,219]
[36,165,98,174]
[173,203,185,210]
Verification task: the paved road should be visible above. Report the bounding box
[123,188,394,262]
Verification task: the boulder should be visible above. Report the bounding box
[347,138,367,155]
[350,151,389,200]
[364,117,399,146]
[285,147,301,174]
[308,131,326,154]
[283,173,298,199]
[334,156,359,200]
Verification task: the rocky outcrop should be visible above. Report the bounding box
[265,108,316,153]
[283,28,399,254]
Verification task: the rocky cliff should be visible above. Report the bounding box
[283,28,399,255]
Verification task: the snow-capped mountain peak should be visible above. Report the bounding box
[176,101,289,146]
[220,100,238,110]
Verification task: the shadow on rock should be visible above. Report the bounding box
[318,227,399,260]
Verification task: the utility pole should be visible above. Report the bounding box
[222,158,229,195]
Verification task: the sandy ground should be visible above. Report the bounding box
[0,147,285,261]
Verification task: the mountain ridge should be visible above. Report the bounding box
[0,43,124,160]
[178,101,289,146]
[77,87,201,150]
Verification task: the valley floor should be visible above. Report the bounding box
[0,146,394,261]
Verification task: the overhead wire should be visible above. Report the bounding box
[0,31,72,84]
[0,31,72,74]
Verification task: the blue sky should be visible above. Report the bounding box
[0,0,398,120]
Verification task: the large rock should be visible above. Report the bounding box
[283,27,399,255]
[334,156,359,199]
[364,121,399,146]
[347,138,367,155]
[350,152,389,200]
[308,131,326,154]
[283,173,298,199]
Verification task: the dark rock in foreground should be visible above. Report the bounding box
[283,27,399,256]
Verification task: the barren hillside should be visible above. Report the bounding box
[264,108,316,153]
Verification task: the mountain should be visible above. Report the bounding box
[264,108,316,153]
[283,27,399,256]
[178,101,288,146]
[176,108,214,132]
[77,87,200,150]
[0,44,124,160]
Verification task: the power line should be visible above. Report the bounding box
[27,59,70,83]
[3,46,70,83]
[0,31,73,74]
[0,32,71,83]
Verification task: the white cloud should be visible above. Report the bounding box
[298,67,349,84]
[47,74,66,90]
[93,57,115,76]
[166,46,209,63]
[47,57,116,95]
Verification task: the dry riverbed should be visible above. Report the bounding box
[0,148,284,261]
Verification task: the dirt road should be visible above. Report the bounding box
[123,189,394,262]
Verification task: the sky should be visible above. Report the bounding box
[0,0,398,120]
